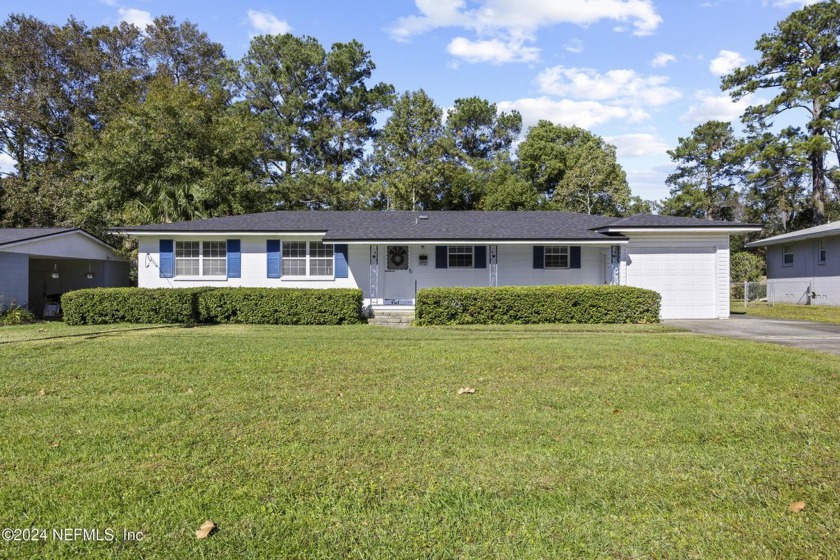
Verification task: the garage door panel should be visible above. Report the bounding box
[626,247,717,320]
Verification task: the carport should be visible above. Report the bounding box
[0,228,130,314]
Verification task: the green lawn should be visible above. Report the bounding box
[733,302,840,325]
[0,323,838,558]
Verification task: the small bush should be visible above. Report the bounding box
[198,288,363,325]
[62,288,208,325]
[415,285,661,325]
[61,287,364,325]
[0,303,38,325]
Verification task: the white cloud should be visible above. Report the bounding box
[498,97,649,130]
[390,0,663,42]
[447,36,539,64]
[604,133,670,157]
[565,39,584,54]
[0,153,16,175]
[624,166,673,201]
[680,90,759,123]
[536,66,682,106]
[771,0,819,6]
[118,8,153,30]
[651,52,675,68]
[709,50,746,76]
[247,9,292,36]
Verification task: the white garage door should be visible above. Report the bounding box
[626,247,717,319]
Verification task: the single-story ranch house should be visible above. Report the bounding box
[116,211,760,320]
[0,228,130,313]
[746,221,840,306]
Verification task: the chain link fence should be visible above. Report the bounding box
[731,281,773,307]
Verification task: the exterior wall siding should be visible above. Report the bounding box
[138,236,364,291]
[765,234,840,305]
[137,237,609,298]
[2,233,123,260]
[0,252,30,310]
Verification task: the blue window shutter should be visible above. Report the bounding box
[159,239,173,278]
[334,244,349,278]
[570,246,581,269]
[435,245,448,269]
[533,246,544,269]
[227,239,241,278]
[267,240,281,278]
[474,245,487,268]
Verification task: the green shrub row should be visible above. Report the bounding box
[197,288,363,325]
[62,287,364,325]
[415,285,661,325]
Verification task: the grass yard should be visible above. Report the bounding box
[0,323,838,558]
[733,302,840,325]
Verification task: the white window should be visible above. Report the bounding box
[545,246,570,269]
[783,244,794,266]
[448,246,473,268]
[282,241,333,277]
[175,241,226,277]
[282,241,307,276]
[202,241,227,276]
[818,240,826,264]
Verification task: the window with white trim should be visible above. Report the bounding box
[448,246,473,268]
[544,245,570,269]
[282,240,333,277]
[175,241,226,277]
[783,244,794,266]
[818,240,826,264]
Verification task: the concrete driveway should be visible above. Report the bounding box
[666,314,840,356]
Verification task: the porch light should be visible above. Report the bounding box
[85,261,95,280]
[51,264,59,279]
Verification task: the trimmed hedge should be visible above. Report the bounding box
[415,285,661,325]
[197,288,363,325]
[62,287,364,325]
[61,288,208,325]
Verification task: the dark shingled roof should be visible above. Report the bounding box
[115,211,757,242]
[594,214,760,229]
[0,228,77,246]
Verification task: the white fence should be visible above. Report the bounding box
[730,281,773,307]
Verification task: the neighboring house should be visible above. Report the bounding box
[116,211,759,320]
[746,222,840,306]
[0,228,130,313]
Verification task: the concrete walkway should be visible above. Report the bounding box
[666,314,840,356]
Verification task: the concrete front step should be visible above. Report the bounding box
[368,310,415,327]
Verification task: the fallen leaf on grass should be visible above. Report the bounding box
[49,441,59,448]
[789,501,806,513]
[612,409,622,414]
[195,520,217,539]
[38,389,47,397]
[458,387,475,395]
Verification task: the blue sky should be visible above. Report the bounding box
[5,0,819,202]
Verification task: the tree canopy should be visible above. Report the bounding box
[0,13,646,229]
[722,0,840,226]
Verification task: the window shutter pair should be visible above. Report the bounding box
[265,241,348,278]
[435,246,487,268]
[159,239,241,278]
[158,239,241,278]
[532,246,581,269]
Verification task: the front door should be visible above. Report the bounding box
[384,245,414,303]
